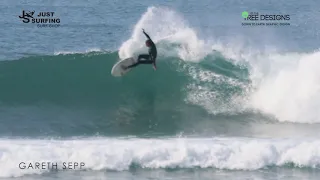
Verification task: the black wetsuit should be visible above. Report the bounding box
[126,31,157,68]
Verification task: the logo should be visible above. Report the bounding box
[19,10,61,28]
[241,11,290,26]
[242,11,249,19]
[19,162,85,170]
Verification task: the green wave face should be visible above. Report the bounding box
[0,52,250,136]
[0,51,249,104]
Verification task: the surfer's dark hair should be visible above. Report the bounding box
[145,40,152,46]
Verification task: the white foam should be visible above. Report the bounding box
[183,64,249,114]
[194,37,320,123]
[1,137,320,178]
[118,6,210,62]
[53,48,104,55]
[248,51,320,123]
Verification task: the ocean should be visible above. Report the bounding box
[1,0,320,179]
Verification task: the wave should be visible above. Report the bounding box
[0,50,251,137]
[1,137,320,178]
[0,50,247,104]
[1,6,320,129]
[117,6,320,123]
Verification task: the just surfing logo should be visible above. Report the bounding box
[19,10,35,23]
[19,10,61,28]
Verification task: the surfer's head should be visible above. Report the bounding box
[145,40,152,47]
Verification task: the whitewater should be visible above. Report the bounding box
[0,1,320,180]
[2,137,320,178]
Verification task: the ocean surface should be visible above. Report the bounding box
[1,0,320,179]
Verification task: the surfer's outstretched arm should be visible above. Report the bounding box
[142,29,152,41]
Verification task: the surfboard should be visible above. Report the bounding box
[111,57,137,77]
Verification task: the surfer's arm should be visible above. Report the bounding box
[149,52,155,62]
[149,53,157,70]
[142,29,152,40]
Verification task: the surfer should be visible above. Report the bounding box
[123,29,157,70]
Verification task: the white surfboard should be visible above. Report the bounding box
[111,57,137,77]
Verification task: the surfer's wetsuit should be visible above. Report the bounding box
[125,30,157,69]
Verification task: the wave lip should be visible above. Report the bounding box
[1,137,320,177]
[118,6,210,62]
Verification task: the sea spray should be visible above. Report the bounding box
[118,6,210,62]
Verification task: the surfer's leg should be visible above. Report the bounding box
[137,54,150,61]
[126,62,140,68]
[138,61,153,64]
[125,54,151,69]
[137,54,153,64]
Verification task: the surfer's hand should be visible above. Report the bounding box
[142,28,145,33]
[152,63,157,70]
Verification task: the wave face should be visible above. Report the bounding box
[0,50,249,106]
[0,50,251,137]
[0,51,190,105]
